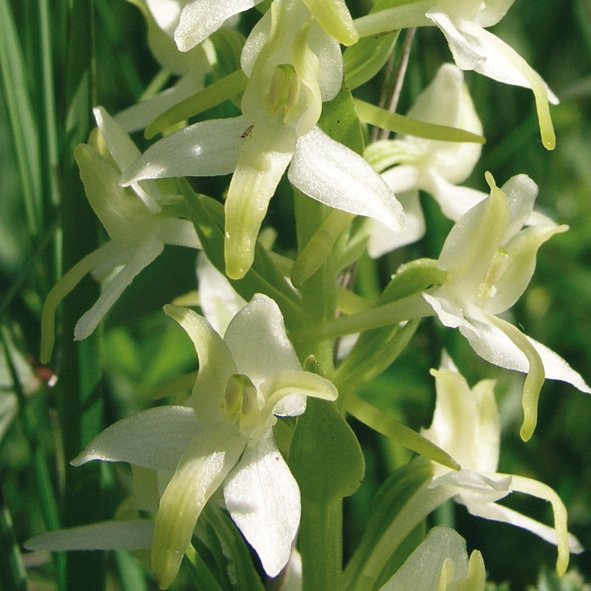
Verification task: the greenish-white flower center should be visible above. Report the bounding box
[265,64,302,121]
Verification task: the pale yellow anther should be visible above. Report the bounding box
[477,249,508,303]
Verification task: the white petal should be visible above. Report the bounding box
[74,235,164,341]
[307,21,344,101]
[120,116,247,185]
[434,470,511,505]
[466,501,581,552]
[224,294,301,387]
[378,525,470,591]
[175,0,260,52]
[25,520,154,551]
[146,0,182,37]
[424,173,486,220]
[368,191,425,257]
[157,218,201,248]
[290,127,405,231]
[71,406,201,471]
[528,337,591,394]
[115,71,205,134]
[224,433,300,577]
[380,164,420,194]
[423,368,500,473]
[451,311,590,393]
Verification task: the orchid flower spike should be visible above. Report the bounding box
[354,0,558,149]
[33,295,337,588]
[423,173,591,440]
[40,107,200,364]
[122,0,404,279]
[421,353,583,576]
[143,0,358,52]
[365,63,484,256]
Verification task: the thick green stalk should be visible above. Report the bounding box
[299,500,343,591]
[293,191,342,591]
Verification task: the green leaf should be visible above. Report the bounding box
[344,31,399,90]
[196,506,265,591]
[318,86,365,154]
[290,399,364,504]
[184,543,226,591]
[343,460,434,591]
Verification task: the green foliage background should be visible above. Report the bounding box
[0,1,590,590]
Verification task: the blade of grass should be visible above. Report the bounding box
[57,1,105,590]
[0,0,42,240]
[1,326,65,589]
[0,487,28,591]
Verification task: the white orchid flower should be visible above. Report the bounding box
[365,63,483,256]
[420,354,583,576]
[31,295,337,588]
[378,525,485,591]
[423,172,591,440]
[122,0,404,279]
[354,0,558,149]
[116,1,212,132]
[143,0,358,52]
[40,107,200,363]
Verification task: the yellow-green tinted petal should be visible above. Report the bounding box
[151,424,245,589]
[302,0,358,46]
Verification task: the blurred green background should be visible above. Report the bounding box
[1,1,590,590]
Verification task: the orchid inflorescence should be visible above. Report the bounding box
[26,1,589,590]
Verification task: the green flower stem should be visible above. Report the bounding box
[296,292,434,342]
[145,69,248,139]
[293,190,337,369]
[293,191,342,591]
[291,210,354,288]
[346,395,460,470]
[299,499,343,591]
[353,98,486,143]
